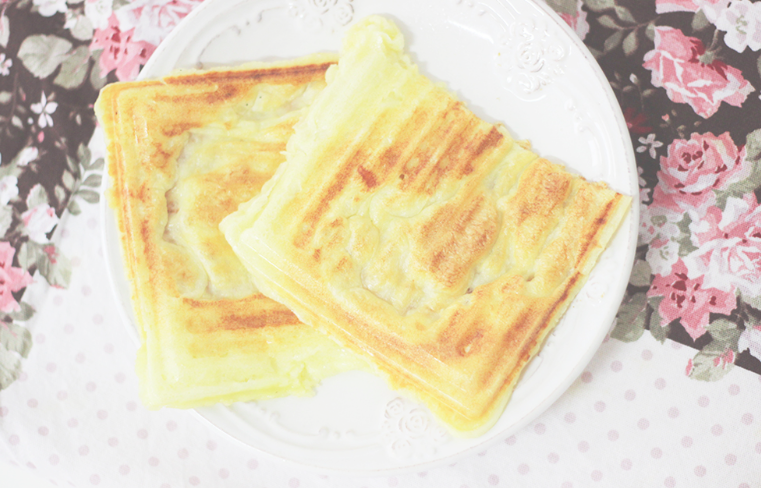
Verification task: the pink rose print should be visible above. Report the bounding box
[90,13,156,81]
[0,241,33,313]
[648,259,736,340]
[21,204,59,243]
[557,0,589,41]
[655,0,729,23]
[652,132,748,212]
[685,194,761,297]
[643,26,755,118]
[115,0,202,46]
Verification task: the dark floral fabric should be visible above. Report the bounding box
[0,0,200,390]
[547,0,761,380]
[1,0,760,391]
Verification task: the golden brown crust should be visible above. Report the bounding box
[222,17,631,434]
[96,53,364,408]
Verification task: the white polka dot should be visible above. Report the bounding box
[564,412,576,423]
[119,465,130,475]
[726,454,737,465]
[654,378,666,389]
[534,423,546,435]
[711,424,723,436]
[594,401,606,412]
[97,410,108,420]
[206,440,217,450]
[638,418,650,430]
[625,390,636,401]
[621,459,632,470]
[741,413,753,425]
[729,384,740,395]
[682,436,693,448]
[610,361,622,372]
[651,448,662,459]
[247,458,258,469]
[698,396,710,407]
[27,399,38,408]
[178,449,189,459]
[505,435,516,445]
[148,457,159,467]
[641,349,653,360]
[79,445,89,456]
[608,430,619,441]
[548,452,559,464]
[664,476,675,487]
[591,470,603,482]
[668,407,679,418]
[219,469,229,479]
[487,474,498,485]
[581,371,593,383]
[518,464,529,475]
[38,427,48,436]
[578,441,589,453]
[137,429,148,439]
[189,477,200,486]
[694,466,706,477]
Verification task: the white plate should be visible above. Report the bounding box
[101,0,638,475]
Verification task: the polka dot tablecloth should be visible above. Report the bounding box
[1,197,759,487]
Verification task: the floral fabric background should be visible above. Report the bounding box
[549,0,761,381]
[0,0,760,393]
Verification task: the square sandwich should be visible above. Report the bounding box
[96,54,364,408]
[222,17,631,433]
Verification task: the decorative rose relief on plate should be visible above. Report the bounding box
[288,0,354,29]
[382,397,450,459]
[494,14,568,99]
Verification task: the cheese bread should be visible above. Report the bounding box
[96,54,364,408]
[222,17,631,434]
